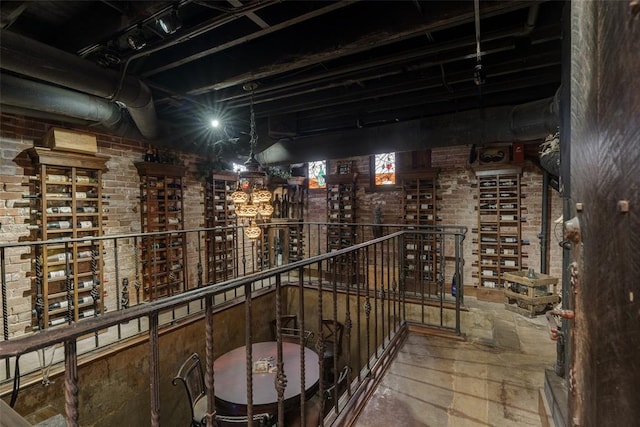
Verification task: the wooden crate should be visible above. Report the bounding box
[42,127,98,154]
[503,271,560,317]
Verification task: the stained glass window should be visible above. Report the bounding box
[374,152,396,185]
[308,160,326,189]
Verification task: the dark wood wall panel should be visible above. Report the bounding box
[570,1,640,425]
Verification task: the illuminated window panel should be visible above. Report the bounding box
[308,160,326,189]
[374,152,396,185]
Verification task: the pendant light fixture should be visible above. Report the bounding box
[231,82,273,239]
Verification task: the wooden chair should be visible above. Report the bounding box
[173,353,276,426]
[172,353,207,427]
[285,365,352,427]
[270,315,314,346]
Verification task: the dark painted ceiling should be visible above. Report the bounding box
[0,0,564,162]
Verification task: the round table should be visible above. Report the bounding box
[213,341,320,416]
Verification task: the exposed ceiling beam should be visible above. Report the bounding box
[227,0,270,29]
[184,1,540,95]
[141,0,358,78]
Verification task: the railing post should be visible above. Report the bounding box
[316,259,325,426]
[244,280,254,424]
[149,313,160,427]
[134,236,142,332]
[297,270,306,426]
[204,294,215,426]
[2,247,11,378]
[364,245,371,372]
[64,339,79,427]
[455,233,462,335]
[274,275,285,427]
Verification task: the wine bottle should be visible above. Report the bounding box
[48,269,72,279]
[45,206,73,214]
[77,250,92,258]
[47,252,71,262]
[48,192,71,199]
[46,174,69,183]
[76,176,97,184]
[48,296,93,311]
[22,193,41,199]
[273,194,281,217]
[145,144,154,162]
[75,191,98,199]
[78,280,96,289]
[501,236,518,243]
[47,221,72,230]
[48,317,69,327]
[78,309,97,319]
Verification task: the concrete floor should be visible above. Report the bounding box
[354,298,556,427]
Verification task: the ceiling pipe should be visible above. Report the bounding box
[257,92,559,166]
[0,105,93,127]
[0,73,143,139]
[0,30,158,139]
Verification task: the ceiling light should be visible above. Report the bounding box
[230,82,273,240]
[157,10,182,35]
[126,29,146,50]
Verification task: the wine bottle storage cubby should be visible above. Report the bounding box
[268,177,308,264]
[135,162,187,300]
[325,171,358,284]
[205,171,237,284]
[474,168,525,292]
[26,147,108,330]
[399,171,439,296]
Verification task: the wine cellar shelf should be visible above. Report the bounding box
[399,171,439,296]
[325,173,358,283]
[135,162,187,300]
[27,147,108,330]
[257,178,308,269]
[268,177,308,265]
[474,168,525,295]
[205,171,237,284]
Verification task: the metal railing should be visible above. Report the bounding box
[0,224,466,426]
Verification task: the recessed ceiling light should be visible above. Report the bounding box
[157,10,182,35]
[126,30,146,50]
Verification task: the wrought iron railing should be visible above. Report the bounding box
[0,224,466,426]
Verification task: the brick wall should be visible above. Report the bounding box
[307,145,564,291]
[1,113,564,338]
[0,114,208,337]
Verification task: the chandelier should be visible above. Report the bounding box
[231,82,273,239]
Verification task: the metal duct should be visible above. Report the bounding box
[0,30,158,139]
[0,73,141,138]
[257,94,559,165]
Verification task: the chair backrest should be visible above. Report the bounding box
[270,315,315,346]
[270,314,297,339]
[323,365,352,412]
[172,353,206,425]
[321,319,344,356]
